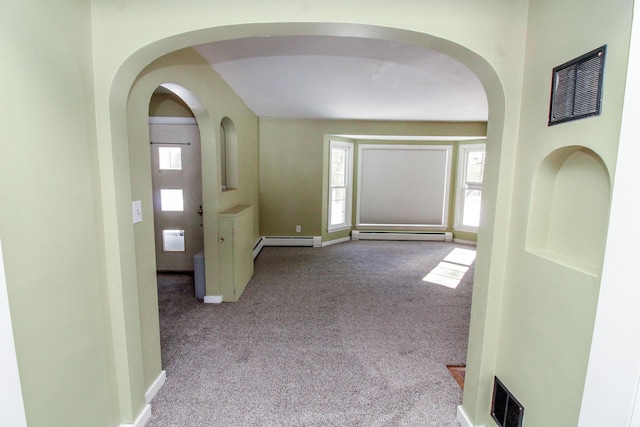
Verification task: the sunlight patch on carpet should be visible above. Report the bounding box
[423,248,476,289]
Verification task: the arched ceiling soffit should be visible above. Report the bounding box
[194,35,488,121]
[117,23,497,122]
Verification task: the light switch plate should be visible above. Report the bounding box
[132,200,143,224]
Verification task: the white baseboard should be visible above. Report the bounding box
[453,238,477,246]
[322,236,351,247]
[253,237,264,259]
[457,405,484,427]
[145,370,166,404]
[120,404,151,427]
[204,295,223,304]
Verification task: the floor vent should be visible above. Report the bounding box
[351,231,452,242]
[491,376,524,427]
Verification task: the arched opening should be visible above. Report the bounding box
[107,23,506,424]
[148,86,204,273]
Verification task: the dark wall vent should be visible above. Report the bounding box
[548,45,606,126]
[491,376,524,427]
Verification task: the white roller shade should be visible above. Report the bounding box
[357,144,452,227]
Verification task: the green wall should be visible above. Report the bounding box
[149,92,194,118]
[13,0,635,425]
[259,118,486,242]
[0,1,118,426]
[480,0,634,426]
[128,48,260,391]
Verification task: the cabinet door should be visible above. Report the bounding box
[218,219,235,301]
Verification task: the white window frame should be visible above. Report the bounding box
[455,143,486,232]
[356,144,453,228]
[328,140,354,232]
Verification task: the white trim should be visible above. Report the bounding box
[327,225,352,233]
[356,144,453,228]
[204,295,223,304]
[455,143,486,231]
[0,239,28,427]
[321,236,351,247]
[578,2,640,425]
[145,370,166,404]
[327,140,354,232]
[148,116,197,125]
[312,236,322,248]
[120,404,151,427]
[632,372,640,427]
[261,236,316,247]
[333,134,487,142]
[253,237,265,259]
[352,230,452,242]
[457,405,484,427]
[453,238,477,246]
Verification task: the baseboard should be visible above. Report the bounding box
[457,405,484,427]
[352,230,453,242]
[322,236,351,247]
[261,236,318,247]
[120,404,151,427]
[453,238,477,246]
[145,370,166,404]
[204,295,223,303]
[253,237,264,259]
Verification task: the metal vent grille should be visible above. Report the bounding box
[491,377,524,427]
[549,45,606,125]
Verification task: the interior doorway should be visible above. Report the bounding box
[149,88,204,272]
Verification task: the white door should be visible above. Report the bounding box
[150,123,203,271]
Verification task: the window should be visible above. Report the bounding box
[162,229,185,252]
[328,140,354,231]
[357,144,452,227]
[158,146,182,170]
[456,144,485,231]
[160,189,184,211]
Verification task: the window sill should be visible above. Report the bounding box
[454,226,479,234]
[327,225,352,233]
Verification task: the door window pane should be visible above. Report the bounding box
[160,189,184,211]
[162,230,185,252]
[158,147,182,170]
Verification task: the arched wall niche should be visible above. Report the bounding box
[220,116,238,191]
[526,146,611,276]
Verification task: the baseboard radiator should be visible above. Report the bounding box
[351,230,453,242]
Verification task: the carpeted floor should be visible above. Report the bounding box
[148,240,474,426]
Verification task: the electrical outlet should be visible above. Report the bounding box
[296,225,301,233]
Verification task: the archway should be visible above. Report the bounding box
[106,23,508,424]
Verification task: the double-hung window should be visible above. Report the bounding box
[456,144,486,231]
[328,140,354,231]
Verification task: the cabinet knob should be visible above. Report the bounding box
[219,237,225,242]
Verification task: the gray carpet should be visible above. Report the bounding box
[148,240,473,426]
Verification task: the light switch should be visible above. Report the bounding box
[132,200,143,224]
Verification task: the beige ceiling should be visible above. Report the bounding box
[194,36,488,122]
